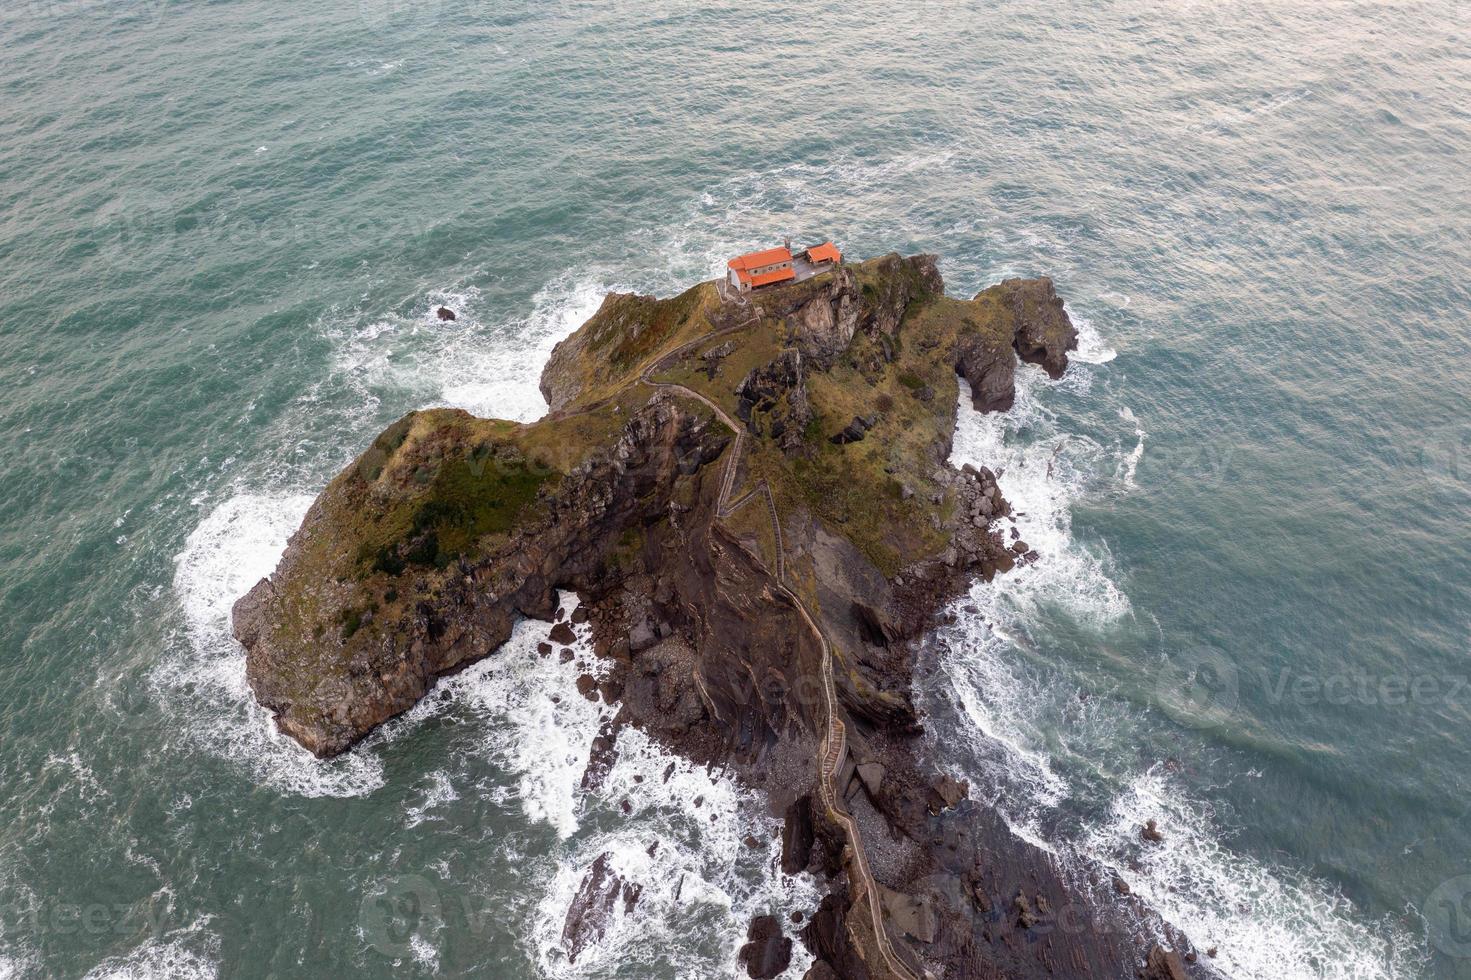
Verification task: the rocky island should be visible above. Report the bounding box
[234,254,1209,979]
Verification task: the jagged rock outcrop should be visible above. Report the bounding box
[829,415,875,445]
[789,268,861,370]
[957,275,1080,412]
[562,853,642,964]
[235,253,1208,980]
[1143,944,1190,980]
[999,274,1078,379]
[739,915,793,979]
[233,394,728,757]
[735,349,813,456]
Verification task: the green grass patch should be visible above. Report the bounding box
[595,282,708,371]
[339,602,377,640]
[359,447,552,574]
[356,414,414,483]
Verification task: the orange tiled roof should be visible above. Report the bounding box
[807,241,841,264]
[728,246,793,272]
[749,267,796,288]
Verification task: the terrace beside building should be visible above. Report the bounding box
[727,240,843,292]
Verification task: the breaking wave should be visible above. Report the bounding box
[165,492,386,798]
[937,349,1423,978]
[360,594,819,976]
[528,720,819,979]
[80,921,220,980]
[1083,769,1425,979]
[324,272,627,426]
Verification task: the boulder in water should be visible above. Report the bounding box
[561,853,641,964]
[1141,944,1188,980]
[739,914,792,979]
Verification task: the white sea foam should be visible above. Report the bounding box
[429,277,616,422]
[951,370,1133,630]
[1070,314,1118,365]
[940,352,1420,978]
[939,372,1133,840]
[529,722,819,979]
[358,593,817,976]
[408,932,438,973]
[327,275,626,426]
[404,770,460,829]
[383,592,612,838]
[80,921,219,980]
[166,493,386,798]
[1082,768,1424,980]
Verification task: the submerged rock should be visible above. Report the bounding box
[739,914,793,979]
[561,853,641,964]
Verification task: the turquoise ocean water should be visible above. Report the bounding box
[1,1,1468,977]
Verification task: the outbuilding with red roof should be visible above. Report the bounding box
[726,240,842,293]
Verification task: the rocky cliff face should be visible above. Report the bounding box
[234,254,1210,979]
[233,396,729,757]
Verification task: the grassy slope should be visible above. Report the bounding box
[264,257,1016,696]
[268,405,626,681]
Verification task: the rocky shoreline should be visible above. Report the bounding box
[234,254,1214,978]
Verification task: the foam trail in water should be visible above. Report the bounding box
[80,921,219,980]
[165,493,386,798]
[365,594,817,976]
[1083,769,1424,979]
[529,722,819,979]
[941,358,1420,978]
[1118,406,1145,490]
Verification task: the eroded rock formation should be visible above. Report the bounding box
[234,254,1212,979]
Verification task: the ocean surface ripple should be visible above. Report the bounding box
[0,1,1468,977]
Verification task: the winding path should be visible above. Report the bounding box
[638,323,922,980]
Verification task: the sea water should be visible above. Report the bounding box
[1,1,1468,977]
